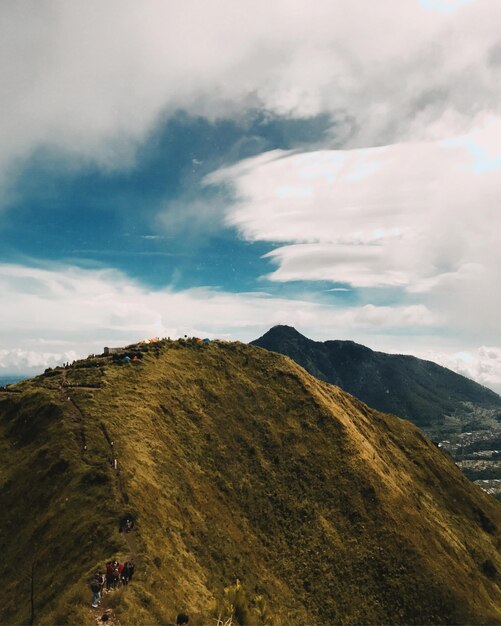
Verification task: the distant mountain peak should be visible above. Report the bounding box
[266,324,305,335]
[255,325,309,342]
[251,326,501,434]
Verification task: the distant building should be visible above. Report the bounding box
[103,347,123,355]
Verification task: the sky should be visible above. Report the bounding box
[1,0,501,392]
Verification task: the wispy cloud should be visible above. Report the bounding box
[0,349,78,375]
[414,346,501,393]
[208,116,501,346]
[419,0,476,14]
[2,261,499,390]
[0,262,438,367]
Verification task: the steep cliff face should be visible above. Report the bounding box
[0,339,500,625]
[252,325,501,431]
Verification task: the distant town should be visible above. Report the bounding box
[438,429,501,500]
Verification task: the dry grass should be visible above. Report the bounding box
[0,339,500,625]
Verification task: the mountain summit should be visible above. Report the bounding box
[251,326,501,434]
[1,338,500,624]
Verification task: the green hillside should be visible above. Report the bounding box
[0,339,500,625]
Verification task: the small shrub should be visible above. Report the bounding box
[80,468,110,486]
[481,559,498,579]
[46,458,70,477]
[210,580,253,626]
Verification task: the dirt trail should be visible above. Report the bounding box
[59,369,140,562]
[99,423,142,564]
[79,380,141,622]
[59,371,88,455]
[61,373,139,562]
[91,605,120,626]
[61,369,141,563]
[67,396,87,454]
[65,385,103,391]
[5,370,140,622]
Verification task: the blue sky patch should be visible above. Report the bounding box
[1,111,333,290]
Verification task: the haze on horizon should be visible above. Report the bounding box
[1,0,501,392]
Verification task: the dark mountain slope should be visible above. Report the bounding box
[0,339,500,625]
[251,325,501,432]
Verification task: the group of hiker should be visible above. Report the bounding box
[90,560,135,608]
[90,563,191,626]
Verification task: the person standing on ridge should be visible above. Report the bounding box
[105,560,117,591]
[120,562,129,586]
[127,560,135,583]
[111,566,120,590]
[90,574,102,608]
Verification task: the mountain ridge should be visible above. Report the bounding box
[0,338,500,625]
[251,325,501,431]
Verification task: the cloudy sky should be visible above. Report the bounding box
[1,0,501,391]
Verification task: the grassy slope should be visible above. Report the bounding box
[251,326,501,429]
[0,340,500,625]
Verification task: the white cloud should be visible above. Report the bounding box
[414,346,501,394]
[2,262,499,392]
[0,262,438,372]
[208,116,501,344]
[334,304,439,328]
[2,261,498,391]
[0,0,501,194]
[0,349,78,375]
[264,244,409,288]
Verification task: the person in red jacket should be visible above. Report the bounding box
[105,560,117,591]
